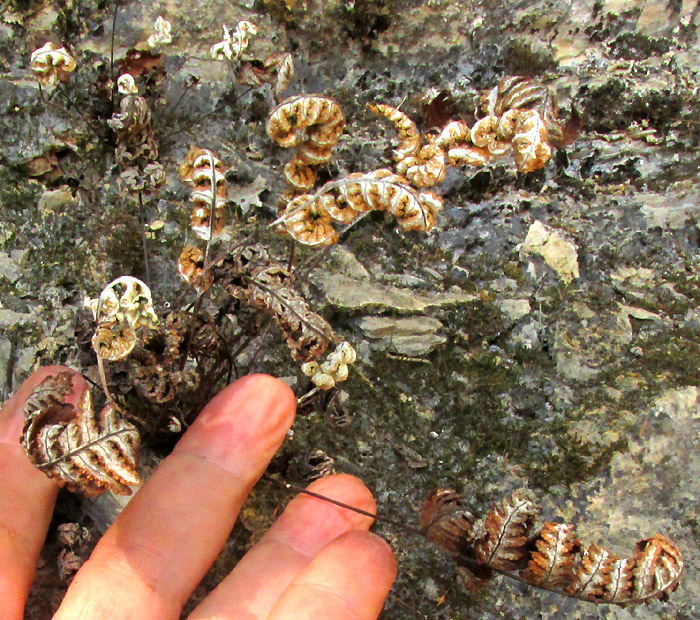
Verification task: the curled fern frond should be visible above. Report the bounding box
[267,94,345,193]
[108,75,158,164]
[272,170,443,245]
[179,146,227,241]
[21,372,141,499]
[422,488,684,606]
[480,75,563,146]
[368,103,421,160]
[31,42,76,87]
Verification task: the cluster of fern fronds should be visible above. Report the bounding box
[269,77,560,247]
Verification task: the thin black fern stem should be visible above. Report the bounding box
[110,2,119,109]
[137,190,152,289]
[261,474,425,537]
[180,151,217,371]
[243,319,275,376]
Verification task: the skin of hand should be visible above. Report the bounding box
[0,366,397,620]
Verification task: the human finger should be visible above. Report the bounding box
[267,529,397,620]
[52,373,296,620]
[0,366,88,620]
[188,473,376,619]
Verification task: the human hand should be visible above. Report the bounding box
[0,366,396,619]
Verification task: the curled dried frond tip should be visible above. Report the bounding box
[368,103,421,160]
[85,276,158,361]
[210,21,258,61]
[276,194,338,246]
[301,341,356,390]
[267,94,345,151]
[21,372,141,498]
[85,276,158,328]
[117,74,139,95]
[147,16,173,49]
[31,42,76,87]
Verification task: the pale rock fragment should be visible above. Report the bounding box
[520,220,579,284]
[358,316,446,356]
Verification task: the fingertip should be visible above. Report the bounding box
[237,373,297,426]
[173,373,297,485]
[191,373,296,436]
[336,530,398,583]
[266,529,397,620]
[306,473,377,517]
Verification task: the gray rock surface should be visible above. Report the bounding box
[1,1,698,618]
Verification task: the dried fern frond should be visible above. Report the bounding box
[127,310,225,408]
[178,245,213,293]
[85,276,158,362]
[276,194,338,246]
[21,372,140,498]
[210,21,257,61]
[264,52,294,96]
[471,115,513,157]
[368,103,421,160]
[213,244,334,362]
[473,489,540,571]
[480,75,563,146]
[395,142,447,188]
[511,109,551,173]
[334,170,442,231]
[283,154,317,191]
[267,94,345,150]
[422,488,684,606]
[436,119,491,167]
[179,146,227,241]
[108,75,160,177]
[522,522,580,588]
[268,94,345,193]
[272,171,442,244]
[420,489,476,556]
[147,16,173,50]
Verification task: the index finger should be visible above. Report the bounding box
[53,373,296,620]
[0,366,88,620]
